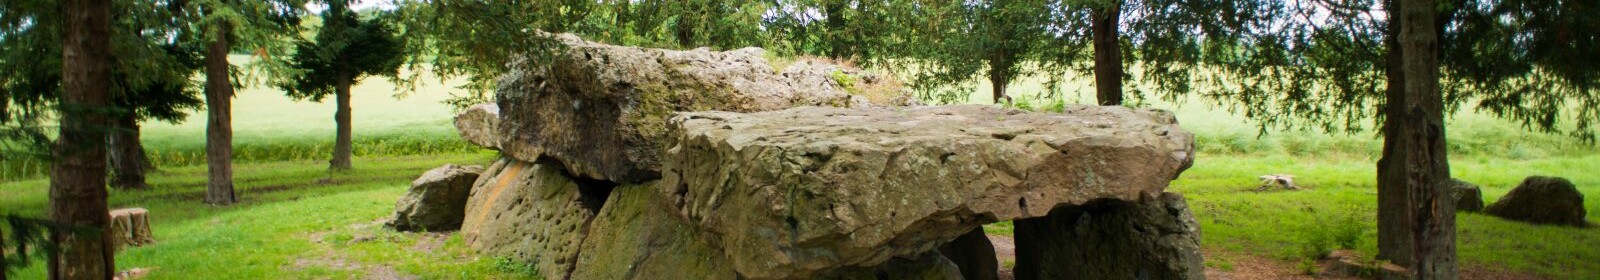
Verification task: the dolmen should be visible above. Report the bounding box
[434,33,1206,280]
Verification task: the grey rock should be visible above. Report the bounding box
[495,33,909,183]
[573,184,738,280]
[661,105,1196,279]
[1485,176,1588,226]
[454,103,501,150]
[387,164,482,232]
[1013,192,1206,280]
[1451,179,1484,213]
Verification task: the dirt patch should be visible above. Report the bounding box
[410,233,449,253]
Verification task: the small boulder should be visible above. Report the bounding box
[454,103,501,150]
[1485,176,1588,227]
[388,164,483,231]
[1451,179,1484,213]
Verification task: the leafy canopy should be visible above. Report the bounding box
[277,1,403,101]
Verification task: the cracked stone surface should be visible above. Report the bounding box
[660,105,1196,279]
[495,33,909,183]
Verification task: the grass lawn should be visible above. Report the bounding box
[1,152,534,279]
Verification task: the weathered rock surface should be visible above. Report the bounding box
[662,105,1195,279]
[496,33,908,183]
[459,159,612,280]
[387,164,482,231]
[1013,192,1205,280]
[1452,179,1485,213]
[938,228,999,280]
[1485,176,1588,226]
[573,184,738,280]
[454,103,501,150]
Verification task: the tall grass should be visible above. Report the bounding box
[0,132,479,182]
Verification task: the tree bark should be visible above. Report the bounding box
[51,0,115,278]
[204,22,237,205]
[330,76,354,171]
[1376,0,1457,278]
[989,49,1012,104]
[109,113,151,190]
[824,0,848,60]
[1375,0,1410,264]
[1091,2,1124,106]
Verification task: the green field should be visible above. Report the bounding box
[1,65,1597,278]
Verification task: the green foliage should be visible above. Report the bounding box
[1203,0,1600,140]
[277,2,404,101]
[829,69,859,94]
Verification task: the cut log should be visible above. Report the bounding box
[109,208,152,251]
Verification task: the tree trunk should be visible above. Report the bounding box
[1091,2,1124,106]
[989,49,1012,104]
[203,22,237,205]
[330,77,354,171]
[824,0,848,60]
[1375,0,1410,264]
[1376,0,1457,278]
[109,113,151,190]
[51,0,115,278]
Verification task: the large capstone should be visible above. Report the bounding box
[454,103,501,150]
[1013,192,1205,280]
[661,105,1196,279]
[387,164,482,232]
[495,33,909,183]
[459,159,611,280]
[1485,176,1588,227]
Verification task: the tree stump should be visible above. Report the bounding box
[108,208,152,251]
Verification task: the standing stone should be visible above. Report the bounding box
[388,164,483,232]
[1451,179,1484,213]
[1013,192,1205,280]
[573,184,738,280]
[1485,176,1588,226]
[460,159,612,280]
[495,33,908,183]
[454,103,501,150]
[663,105,1195,279]
[939,228,999,280]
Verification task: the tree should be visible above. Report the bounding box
[1201,0,1598,274]
[51,0,115,277]
[107,3,206,190]
[182,0,307,205]
[1,1,202,193]
[277,1,404,171]
[897,0,1059,104]
[1381,0,1456,276]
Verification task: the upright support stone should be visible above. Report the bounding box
[460,158,611,280]
[1014,192,1204,280]
[939,228,999,280]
